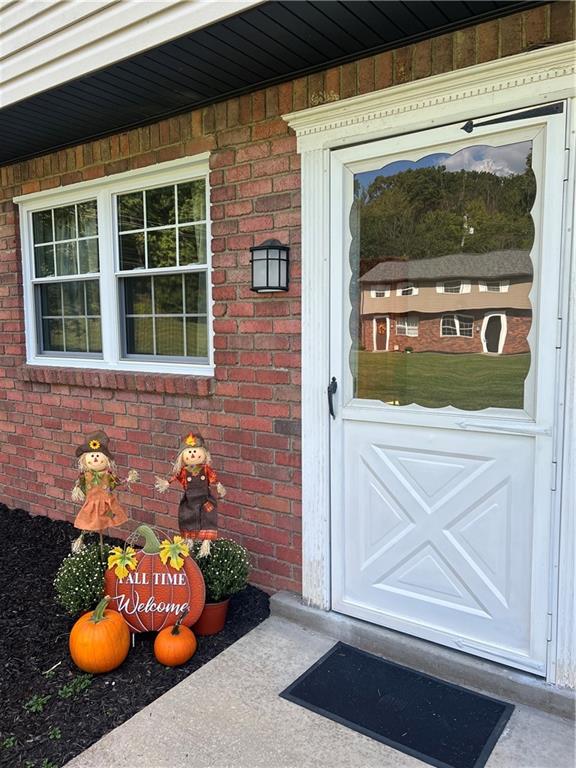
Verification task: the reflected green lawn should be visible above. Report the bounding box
[354,352,531,410]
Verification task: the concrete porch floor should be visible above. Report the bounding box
[66,615,575,768]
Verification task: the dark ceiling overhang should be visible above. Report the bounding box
[1,1,545,166]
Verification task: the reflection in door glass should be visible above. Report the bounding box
[350,141,535,410]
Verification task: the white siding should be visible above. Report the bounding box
[0,0,264,108]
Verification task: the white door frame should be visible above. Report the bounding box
[284,42,576,687]
[481,313,507,354]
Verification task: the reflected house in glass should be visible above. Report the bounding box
[359,250,532,355]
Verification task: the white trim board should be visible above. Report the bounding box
[284,42,576,688]
[0,1,265,108]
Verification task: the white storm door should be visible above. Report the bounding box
[330,105,566,676]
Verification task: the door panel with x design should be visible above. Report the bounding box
[337,420,536,667]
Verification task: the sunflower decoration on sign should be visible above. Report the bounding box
[159,536,190,571]
[108,546,138,580]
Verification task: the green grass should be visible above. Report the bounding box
[354,351,530,410]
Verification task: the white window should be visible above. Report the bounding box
[370,285,390,298]
[396,281,418,296]
[436,280,471,294]
[478,280,510,293]
[396,315,419,337]
[441,314,474,337]
[17,156,213,376]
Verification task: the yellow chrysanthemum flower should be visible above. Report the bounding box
[88,439,101,450]
[107,546,137,580]
[159,536,190,571]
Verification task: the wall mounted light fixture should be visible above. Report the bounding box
[250,239,289,293]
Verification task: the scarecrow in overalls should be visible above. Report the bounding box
[155,432,226,556]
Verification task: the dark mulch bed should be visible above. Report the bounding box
[0,506,270,768]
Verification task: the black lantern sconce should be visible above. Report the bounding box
[250,239,290,293]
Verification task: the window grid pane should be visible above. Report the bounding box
[397,316,418,337]
[38,280,102,353]
[32,201,99,277]
[457,315,474,337]
[117,180,207,271]
[442,316,458,336]
[122,273,208,359]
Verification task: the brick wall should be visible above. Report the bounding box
[362,312,531,353]
[0,2,572,594]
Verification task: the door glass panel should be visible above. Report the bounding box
[350,141,535,410]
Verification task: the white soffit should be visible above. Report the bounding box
[0,0,265,108]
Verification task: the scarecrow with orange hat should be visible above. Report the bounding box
[155,432,226,556]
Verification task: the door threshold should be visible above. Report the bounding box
[270,591,575,721]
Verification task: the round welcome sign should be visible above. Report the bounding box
[104,525,205,632]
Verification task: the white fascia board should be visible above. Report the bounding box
[0,0,265,108]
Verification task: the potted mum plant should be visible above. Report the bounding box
[190,538,250,635]
[54,540,111,615]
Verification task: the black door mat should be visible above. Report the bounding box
[280,642,514,768]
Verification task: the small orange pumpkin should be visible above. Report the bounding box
[69,595,130,674]
[154,610,197,667]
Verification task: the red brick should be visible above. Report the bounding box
[238,178,273,197]
[550,1,574,43]
[236,143,270,163]
[238,215,274,233]
[252,119,289,141]
[270,136,296,155]
[374,51,393,90]
[225,164,251,183]
[523,5,549,48]
[254,193,292,213]
[357,56,375,94]
[394,46,413,84]
[211,185,236,202]
[500,12,523,56]
[272,174,300,192]
[431,33,454,74]
[340,62,356,99]
[210,149,236,169]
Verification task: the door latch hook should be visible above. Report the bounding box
[327,376,337,419]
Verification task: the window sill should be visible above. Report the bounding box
[17,363,214,396]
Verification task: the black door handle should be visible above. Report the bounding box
[327,376,337,419]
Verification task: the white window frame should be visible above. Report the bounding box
[370,284,390,298]
[478,279,510,293]
[440,313,474,338]
[436,280,471,294]
[16,155,213,377]
[396,281,418,296]
[396,315,419,337]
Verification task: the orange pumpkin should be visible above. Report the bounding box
[69,595,130,674]
[105,525,205,633]
[154,610,197,667]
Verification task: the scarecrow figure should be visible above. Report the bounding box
[155,432,226,556]
[72,431,138,550]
